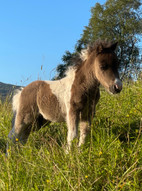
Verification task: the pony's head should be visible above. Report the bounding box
[87,41,122,94]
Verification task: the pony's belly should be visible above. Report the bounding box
[39,110,65,122]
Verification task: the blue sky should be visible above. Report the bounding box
[1,0,141,86]
[0,0,107,86]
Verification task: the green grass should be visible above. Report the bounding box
[0,80,142,191]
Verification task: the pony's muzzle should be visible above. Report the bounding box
[109,79,122,94]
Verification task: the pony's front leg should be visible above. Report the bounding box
[79,121,90,147]
[66,110,79,150]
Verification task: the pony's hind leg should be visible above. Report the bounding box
[18,126,32,145]
[7,112,17,144]
[7,111,33,151]
[6,112,18,155]
[6,123,31,156]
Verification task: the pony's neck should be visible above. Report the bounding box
[75,60,100,93]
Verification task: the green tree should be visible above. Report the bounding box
[55,0,142,79]
[53,51,78,80]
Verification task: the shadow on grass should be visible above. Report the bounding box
[30,122,67,150]
[0,138,7,153]
[1,118,141,154]
[27,118,142,151]
[94,117,141,143]
[117,120,141,143]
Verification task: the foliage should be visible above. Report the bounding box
[55,0,142,80]
[53,51,78,80]
[0,80,142,190]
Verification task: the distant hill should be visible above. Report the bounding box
[0,82,22,101]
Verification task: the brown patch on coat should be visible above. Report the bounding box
[16,81,41,125]
[70,57,100,123]
[69,41,119,122]
[14,81,64,135]
[14,81,41,134]
[37,81,65,122]
[70,71,100,123]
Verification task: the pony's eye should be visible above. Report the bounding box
[101,64,108,70]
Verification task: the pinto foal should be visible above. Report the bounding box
[8,40,122,151]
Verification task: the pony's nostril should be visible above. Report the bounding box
[114,84,118,90]
[114,79,122,91]
[109,83,122,94]
[114,84,121,93]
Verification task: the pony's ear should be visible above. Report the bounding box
[110,42,118,51]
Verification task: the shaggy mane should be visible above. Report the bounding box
[80,40,115,61]
[64,40,116,77]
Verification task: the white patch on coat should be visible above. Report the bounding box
[12,88,23,112]
[45,67,76,119]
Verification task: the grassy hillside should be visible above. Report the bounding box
[0,80,141,191]
[0,82,21,101]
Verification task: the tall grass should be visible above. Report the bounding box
[0,80,142,191]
